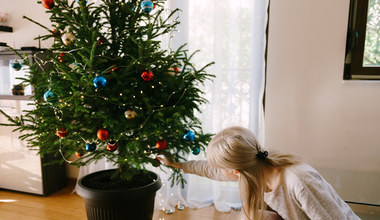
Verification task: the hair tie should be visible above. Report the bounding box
[256,150,268,160]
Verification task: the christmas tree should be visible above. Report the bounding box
[0,0,214,186]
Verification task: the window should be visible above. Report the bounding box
[344,0,380,80]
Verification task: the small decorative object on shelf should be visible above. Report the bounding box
[11,61,22,71]
[12,84,25,96]
[0,12,9,26]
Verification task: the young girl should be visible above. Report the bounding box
[159,126,360,220]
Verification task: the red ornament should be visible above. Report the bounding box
[75,149,85,157]
[51,28,61,36]
[58,53,65,63]
[97,37,107,46]
[106,141,118,152]
[56,128,68,138]
[42,0,55,9]
[156,139,167,150]
[141,71,153,81]
[173,66,180,72]
[108,66,119,74]
[97,128,109,140]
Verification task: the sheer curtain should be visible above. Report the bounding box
[77,0,269,214]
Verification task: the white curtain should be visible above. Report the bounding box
[77,0,269,214]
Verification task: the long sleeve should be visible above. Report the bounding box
[295,173,360,220]
[181,160,231,181]
[264,163,360,220]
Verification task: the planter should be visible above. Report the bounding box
[76,169,162,220]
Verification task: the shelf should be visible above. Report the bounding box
[0,25,13,32]
[0,95,32,100]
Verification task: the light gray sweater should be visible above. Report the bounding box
[181,160,360,220]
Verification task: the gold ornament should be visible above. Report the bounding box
[166,66,180,76]
[124,110,137,119]
[166,67,176,76]
[61,32,75,46]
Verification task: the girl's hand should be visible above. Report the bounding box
[156,155,183,169]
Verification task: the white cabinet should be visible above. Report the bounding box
[0,100,44,194]
[0,50,66,196]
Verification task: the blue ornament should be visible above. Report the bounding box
[85,143,96,152]
[192,147,200,155]
[140,0,153,13]
[183,130,195,141]
[43,90,56,103]
[127,1,135,10]
[93,76,107,88]
[11,62,22,71]
[77,0,88,4]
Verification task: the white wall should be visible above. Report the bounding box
[0,0,53,49]
[266,0,380,204]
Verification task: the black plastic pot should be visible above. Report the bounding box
[76,169,162,220]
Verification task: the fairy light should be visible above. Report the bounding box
[59,138,74,164]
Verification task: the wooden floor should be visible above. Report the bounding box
[0,181,240,220]
[0,181,379,220]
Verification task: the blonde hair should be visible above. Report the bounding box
[206,126,299,220]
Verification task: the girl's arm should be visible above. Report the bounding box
[157,156,231,181]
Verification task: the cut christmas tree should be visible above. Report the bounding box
[0,0,214,208]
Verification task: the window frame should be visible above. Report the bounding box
[344,0,380,80]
